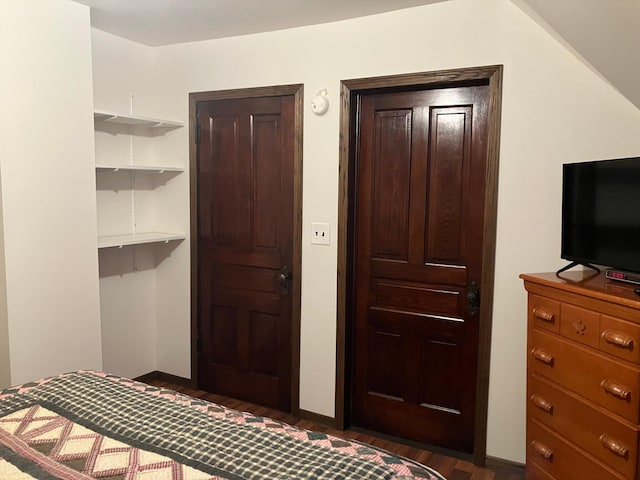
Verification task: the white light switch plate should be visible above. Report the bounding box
[311,222,331,245]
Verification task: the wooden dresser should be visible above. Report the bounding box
[521,272,640,480]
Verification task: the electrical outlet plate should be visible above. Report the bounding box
[311,222,331,245]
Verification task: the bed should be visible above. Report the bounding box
[0,371,446,479]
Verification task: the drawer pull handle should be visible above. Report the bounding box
[531,394,553,413]
[599,434,629,458]
[533,308,555,323]
[531,440,553,461]
[601,330,634,350]
[600,379,631,401]
[531,348,554,365]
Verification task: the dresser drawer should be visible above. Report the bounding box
[601,315,640,364]
[529,295,560,333]
[525,461,555,480]
[560,303,599,348]
[527,418,625,480]
[529,329,640,423]
[529,374,638,478]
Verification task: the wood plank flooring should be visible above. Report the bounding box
[149,380,524,480]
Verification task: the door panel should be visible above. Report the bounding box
[421,335,464,412]
[196,95,295,412]
[371,109,412,261]
[351,85,490,452]
[427,107,471,262]
[368,329,405,400]
[372,280,462,314]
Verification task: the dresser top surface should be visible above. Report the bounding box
[520,271,640,310]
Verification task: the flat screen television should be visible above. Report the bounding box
[561,156,640,274]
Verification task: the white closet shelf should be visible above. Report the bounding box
[95,164,184,173]
[98,232,186,249]
[94,110,183,128]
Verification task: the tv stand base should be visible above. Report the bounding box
[556,261,601,275]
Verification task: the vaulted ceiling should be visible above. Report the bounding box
[71,0,448,46]
[514,0,639,109]
[73,0,640,109]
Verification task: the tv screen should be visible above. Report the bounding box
[562,157,640,273]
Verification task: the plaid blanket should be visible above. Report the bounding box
[0,371,446,480]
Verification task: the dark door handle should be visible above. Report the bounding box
[279,266,291,294]
[467,281,480,315]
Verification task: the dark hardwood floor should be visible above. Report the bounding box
[148,379,524,480]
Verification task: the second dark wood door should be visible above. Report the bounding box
[196,95,295,412]
[351,85,490,452]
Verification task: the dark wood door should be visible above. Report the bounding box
[351,85,490,452]
[196,95,295,412]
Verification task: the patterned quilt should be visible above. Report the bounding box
[0,371,446,480]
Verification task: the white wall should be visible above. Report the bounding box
[145,0,640,462]
[0,0,102,384]
[0,173,10,389]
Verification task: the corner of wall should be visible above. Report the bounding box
[0,170,11,389]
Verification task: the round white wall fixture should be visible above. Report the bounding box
[311,89,329,115]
